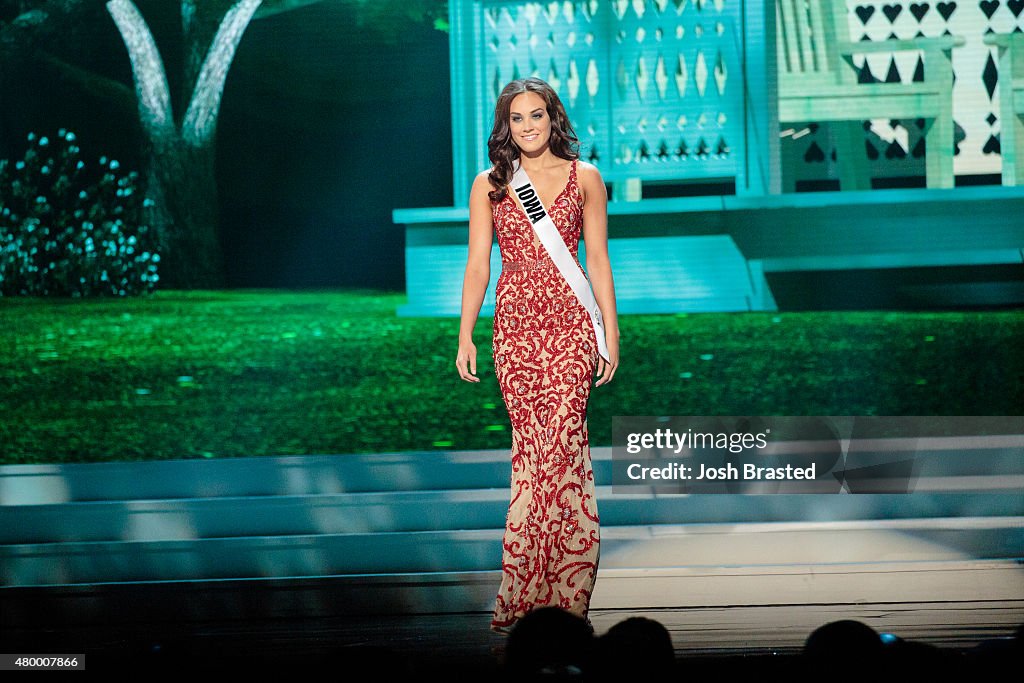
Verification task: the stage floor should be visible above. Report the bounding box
[5,582,1022,674]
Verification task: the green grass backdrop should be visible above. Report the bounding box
[1,290,1021,464]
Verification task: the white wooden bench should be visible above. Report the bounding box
[777,0,964,190]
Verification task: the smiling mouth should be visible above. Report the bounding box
[523,134,539,141]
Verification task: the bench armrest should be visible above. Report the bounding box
[837,36,965,54]
[983,32,1024,49]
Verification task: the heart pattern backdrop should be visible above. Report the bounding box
[785,0,1024,184]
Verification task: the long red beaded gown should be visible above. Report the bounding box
[489,159,601,631]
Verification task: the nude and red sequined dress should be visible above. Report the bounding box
[490,159,600,630]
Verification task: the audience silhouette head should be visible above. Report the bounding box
[504,607,594,678]
[804,619,883,659]
[595,616,675,678]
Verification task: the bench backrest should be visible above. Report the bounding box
[776,0,852,84]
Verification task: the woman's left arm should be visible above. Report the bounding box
[579,162,619,386]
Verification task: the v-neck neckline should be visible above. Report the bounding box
[509,159,576,222]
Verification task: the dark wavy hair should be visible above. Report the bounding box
[487,77,580,202]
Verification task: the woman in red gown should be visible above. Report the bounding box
[455,78,620,633]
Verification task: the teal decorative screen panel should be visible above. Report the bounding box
[452,0,748,200]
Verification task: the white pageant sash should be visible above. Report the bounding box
[510,161,610,363]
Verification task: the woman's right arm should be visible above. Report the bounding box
[456,172,495,383]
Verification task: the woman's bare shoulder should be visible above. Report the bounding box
[576,161,606,202]
[576,160,604,182]
[477,167,503,185]
[471,169,498,195]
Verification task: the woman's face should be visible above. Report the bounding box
[509,91,551,155]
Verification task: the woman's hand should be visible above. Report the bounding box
[595,331,619,387]
[456,339,480,382]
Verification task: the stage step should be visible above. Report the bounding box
[2,518,1022,587]
[1,489,1022,545]
[0,451,518,504]
[3,440,1022,505]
